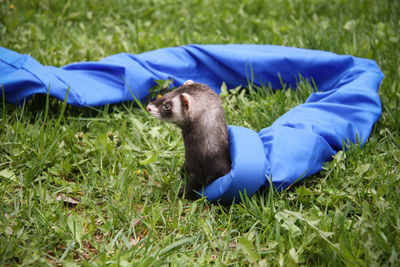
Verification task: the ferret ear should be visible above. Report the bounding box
[183,80,194,86]
[180,93,191,111]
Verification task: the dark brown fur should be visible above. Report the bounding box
[146,81,231,198]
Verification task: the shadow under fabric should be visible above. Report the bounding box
[0,45,384,203]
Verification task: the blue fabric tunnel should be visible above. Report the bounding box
[0,45,384,203]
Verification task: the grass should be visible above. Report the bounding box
[1,0,399,265]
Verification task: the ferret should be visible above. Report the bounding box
[146,80,231,198]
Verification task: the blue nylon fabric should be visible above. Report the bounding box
[0,45,384,202]
[201,125,270,203]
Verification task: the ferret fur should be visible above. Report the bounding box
[146,80,231,197]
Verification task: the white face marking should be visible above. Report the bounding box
[169,96,185,124]
[146,103,161,118]
[147,95,187,126]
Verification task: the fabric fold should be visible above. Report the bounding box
[0,45,384,202]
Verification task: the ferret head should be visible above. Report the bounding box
[146,80,194,127]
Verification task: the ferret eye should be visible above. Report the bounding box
[164,103,171,110]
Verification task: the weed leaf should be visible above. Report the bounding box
[0,169,16,181]
[237,237,261,263]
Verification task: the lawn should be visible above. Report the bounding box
[1,0,399,265]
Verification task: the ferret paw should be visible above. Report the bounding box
[178,186,197,200]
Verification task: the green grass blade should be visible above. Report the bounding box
[157,237,195,257]
[55,86,70,127]
[1,85,5,124]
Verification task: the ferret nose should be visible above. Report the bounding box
[146,105,151,112]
